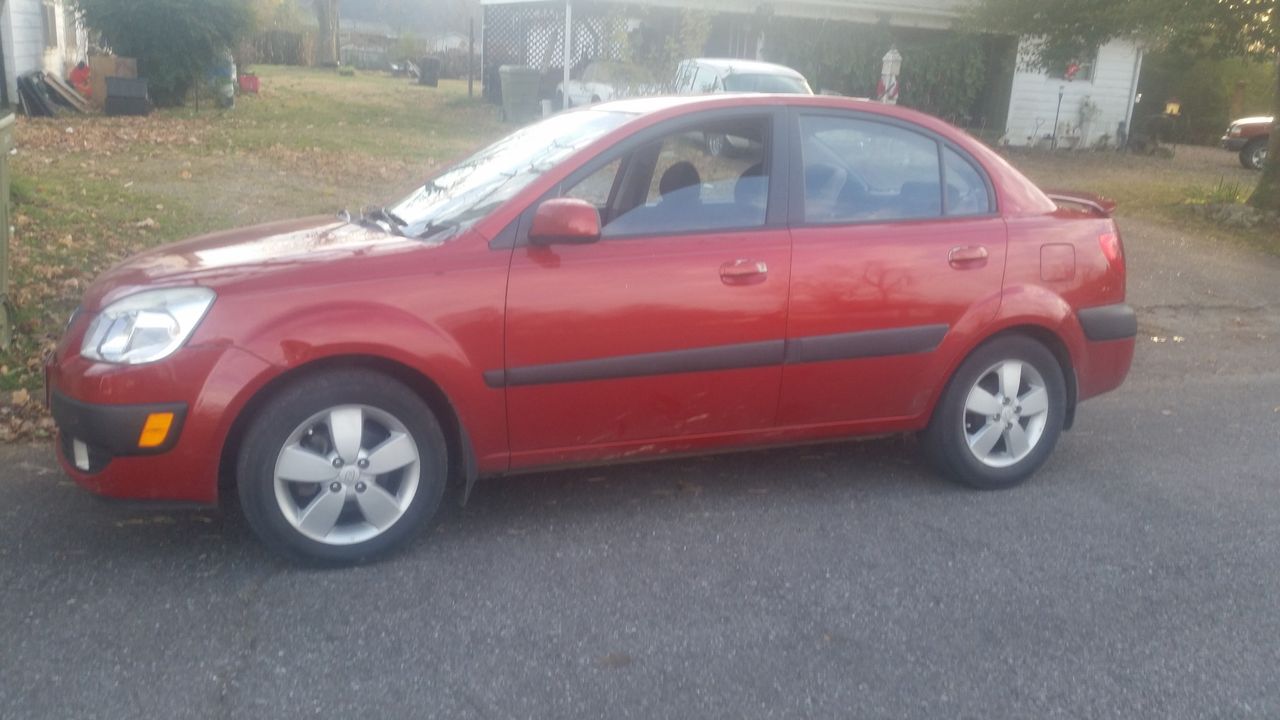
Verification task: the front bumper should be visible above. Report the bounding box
[50,390,187,473]
[1221,136,1248,152]
[46,337,277,504]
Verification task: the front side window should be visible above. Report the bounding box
[799,115,943,223]
[563,116,772,237]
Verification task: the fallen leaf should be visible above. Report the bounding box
[599,652,632,669]
[10,389,30,405]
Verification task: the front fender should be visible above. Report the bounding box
[207,296,508,481]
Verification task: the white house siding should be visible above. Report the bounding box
[2,0,86,102]
[1004,38,1142,148]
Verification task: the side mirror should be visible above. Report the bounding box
[528,198,601,246]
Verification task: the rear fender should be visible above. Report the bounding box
[920,285,1085,427]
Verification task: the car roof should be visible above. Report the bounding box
[594,92,867,117]
[683,58,806,79]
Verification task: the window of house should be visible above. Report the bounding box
[42,1,59,49]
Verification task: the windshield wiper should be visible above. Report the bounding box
[359,206,406,236]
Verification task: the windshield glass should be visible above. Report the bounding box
[722,73,812,94]
[389,109,632,240]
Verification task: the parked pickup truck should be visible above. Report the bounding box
[1221,116,1272,170]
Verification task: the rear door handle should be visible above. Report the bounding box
[948,246,989,268]
[720,259,768,285]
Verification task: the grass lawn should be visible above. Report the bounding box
[2,66,505,437]
[0,65,1269,438]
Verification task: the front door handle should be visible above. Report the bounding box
[948,246,989,269]
[720,259,768,285]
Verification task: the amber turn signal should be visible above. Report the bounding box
[138,412,175,449]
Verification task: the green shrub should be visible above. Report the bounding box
[74,0,255,106]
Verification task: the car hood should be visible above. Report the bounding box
[84,215,426,310]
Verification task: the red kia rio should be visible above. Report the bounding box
[47,94,1135,563]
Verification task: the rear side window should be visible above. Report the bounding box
[943,147,993,216]
[799,115,942,223]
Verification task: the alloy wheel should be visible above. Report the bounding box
[272,404,421,545]
[1250,144,1268,170]
[962,359,1051,469]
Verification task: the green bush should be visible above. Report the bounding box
[74,0,255,106]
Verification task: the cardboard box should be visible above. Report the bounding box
[88,55,137,109]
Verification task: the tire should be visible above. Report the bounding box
[921,336,1067,490]
[1239,138,1267,170]
[237,369,448,564]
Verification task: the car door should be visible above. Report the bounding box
[501,109,791,466]
[780,109,1007,427]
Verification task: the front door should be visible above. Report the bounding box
[502,111,791,466]
[781,110,1008,427]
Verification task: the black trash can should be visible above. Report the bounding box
[418,57,440,87]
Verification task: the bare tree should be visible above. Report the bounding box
[315,0,339,66]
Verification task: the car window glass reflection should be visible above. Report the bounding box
[568,117,770,237]
[800,115,943,223]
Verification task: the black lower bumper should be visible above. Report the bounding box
[1078,304,1138,342]
[50,390,187,472]
[1220,137,1249,152]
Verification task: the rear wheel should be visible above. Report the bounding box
[237,369,447,564]
[1239,138,1267,170]
[922,336,1066,489]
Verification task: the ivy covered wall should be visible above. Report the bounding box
[762,19,1016,134]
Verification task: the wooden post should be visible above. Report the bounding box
[468,17,475,98]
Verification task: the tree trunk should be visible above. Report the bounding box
[1247,50,1279,213]
[315,0,340,67]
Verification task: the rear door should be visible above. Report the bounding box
[780,110,1007,427]
[501,109,792,465]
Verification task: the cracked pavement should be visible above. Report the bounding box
[1,213,1278,718]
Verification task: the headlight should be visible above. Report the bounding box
[80,287,216,364]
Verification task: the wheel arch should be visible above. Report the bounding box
[931,324,1079,431]
[217,354,479,510]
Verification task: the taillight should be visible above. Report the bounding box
[1099,231,1123,269]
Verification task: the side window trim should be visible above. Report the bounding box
[511,106,790,247]
[786,107,998,228]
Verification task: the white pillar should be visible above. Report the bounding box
[563,0,573,110]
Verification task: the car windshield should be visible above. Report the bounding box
[389,109,632,240]
[722,73,812,94]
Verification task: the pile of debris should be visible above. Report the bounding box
[16,56,153,119]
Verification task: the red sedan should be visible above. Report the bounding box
[47,94,1135,563]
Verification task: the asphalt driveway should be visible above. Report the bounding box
[1,215,1278,719]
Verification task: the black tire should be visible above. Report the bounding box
[237,369,447,564]
[921,336,1067,490]
[1239,138,1268,170]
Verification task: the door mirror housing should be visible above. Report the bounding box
[529,198,601,246]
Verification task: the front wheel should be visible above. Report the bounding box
[1240,138,1268,170]
[237,370,448,564]
[922,336,1066,490]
